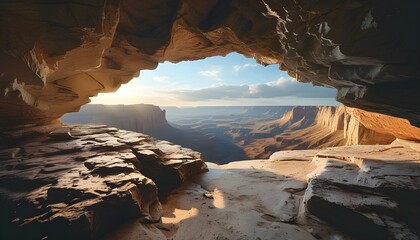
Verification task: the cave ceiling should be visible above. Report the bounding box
[0,0,419,130]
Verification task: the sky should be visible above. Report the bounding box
[91,53,338,106]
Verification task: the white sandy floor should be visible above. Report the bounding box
[106,159,349,240]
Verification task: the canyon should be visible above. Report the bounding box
[1,1,420,239]
[64,104,398,162]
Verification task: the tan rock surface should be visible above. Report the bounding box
[0,125,207,239]
[1,1,420,130]
[304,143,420,239]
[245,106,396,158]
[348,107,420,141]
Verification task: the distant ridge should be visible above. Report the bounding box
[62,104,167,133]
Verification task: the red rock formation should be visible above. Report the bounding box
[315,106,396,145]
[245,106,396,158]
[1,1,419,131]
[348,107,420,141]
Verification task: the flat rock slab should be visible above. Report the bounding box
[304,144,420,240]
[269,149,319,162]
[0,125,207,239]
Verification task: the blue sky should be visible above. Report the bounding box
[92,53,338,106]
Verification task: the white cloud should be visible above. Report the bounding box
[199,70,221,80]
[232,63,257,72]
[233,65,241,72]
[164,77,336,101]
[153,75,169,82]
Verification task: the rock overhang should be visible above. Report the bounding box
[1,0,419,131]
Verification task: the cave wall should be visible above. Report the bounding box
[1,0,419,131]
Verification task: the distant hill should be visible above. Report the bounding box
[62,104,167,133]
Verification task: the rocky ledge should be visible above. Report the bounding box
[0,125,207,239]
[302,142,420,240]
[135,140,420,240]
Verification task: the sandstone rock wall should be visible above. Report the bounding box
[1,1,419,131]
[279,105,395,146]
[348,107,420,141]
[245,105,396,158]
[314,105,396,145]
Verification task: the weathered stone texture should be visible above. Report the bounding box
[0,125,207,239]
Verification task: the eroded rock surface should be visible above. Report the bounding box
[1,1,419,130]
[141,142,420,240]
[304,143,420,240]
[0,125,207,239]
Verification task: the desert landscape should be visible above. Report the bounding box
[1,1,420,240]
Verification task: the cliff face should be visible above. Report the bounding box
[245,106,396,158]
[349,107,420,141]
[314,106,396,145]
[62,104,167,134]
[1,1,420,131]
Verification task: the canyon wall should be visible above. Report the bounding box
[314,106,397,145]
[62,104,167,134]
[0,0,419,132]
[245,105,397,158]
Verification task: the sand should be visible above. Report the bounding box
[160,160,317,240]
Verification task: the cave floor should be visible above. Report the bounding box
[106,160,324,240]
[106,140,420,240]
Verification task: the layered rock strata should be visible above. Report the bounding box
[348,107,420,141]
[273,141,420,239]
[245,105,397,158]
[1,1,419,130]
[0,125,207,239]
[313,105,397,145]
